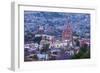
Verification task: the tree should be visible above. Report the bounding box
[72,43,90,59]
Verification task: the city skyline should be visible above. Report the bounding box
[24,11,90,61]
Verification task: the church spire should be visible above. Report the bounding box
[62,16,73,41]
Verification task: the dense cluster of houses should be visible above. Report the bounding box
[24,24,90,61]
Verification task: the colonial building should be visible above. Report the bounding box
[62,23,73,42]
[61,23,74,51]
[38,26,44,34]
